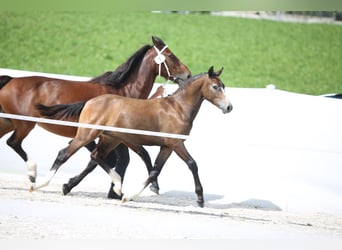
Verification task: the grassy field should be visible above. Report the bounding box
[0,12,341,95]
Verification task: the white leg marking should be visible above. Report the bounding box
[29,170,56,192]
[109,169,122,196]
[122,180,149,204]
[26,158,37,182]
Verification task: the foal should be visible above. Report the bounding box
[34,66,233,207]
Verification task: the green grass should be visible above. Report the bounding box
[1,12,341,95]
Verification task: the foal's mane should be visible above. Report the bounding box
[90,45,152,89]
[172,72,206,95]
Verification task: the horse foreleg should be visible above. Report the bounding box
[174,142,204,207]
[62,159,98,195]
[91,137,122,197]
[107,144,129,199]
[122,146,172,203]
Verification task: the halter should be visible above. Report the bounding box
[153,45,172,80]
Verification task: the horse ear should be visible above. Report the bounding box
[216,67,224,77]
[152,36,166,48]
[208,66,214,77]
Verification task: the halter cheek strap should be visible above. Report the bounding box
[153,45,171,79]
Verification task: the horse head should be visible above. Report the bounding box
[151,36,191,84]
[203,66,233,114]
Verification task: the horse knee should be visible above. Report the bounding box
[148,170,159,181]
[187,159,198,172]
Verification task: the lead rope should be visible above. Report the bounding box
[154,45,172,97]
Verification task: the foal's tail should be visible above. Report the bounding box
[0,75,13,89]
[36,101,86,121]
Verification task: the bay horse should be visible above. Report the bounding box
[33,66,233,207]
[0,36,191,198]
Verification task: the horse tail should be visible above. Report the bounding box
[36,101,86,121]
[0,75,13,89]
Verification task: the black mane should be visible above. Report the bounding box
[90,45,152,88]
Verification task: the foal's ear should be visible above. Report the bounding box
[216,67,224,77]
[152,36,166,48]
[208,66,215,77]
[208,66,224,78]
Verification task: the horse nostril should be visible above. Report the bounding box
[227,105,233,113]
[187,74,191,79]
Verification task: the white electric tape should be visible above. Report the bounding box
[0,113,189,140]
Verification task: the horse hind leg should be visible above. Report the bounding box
[127,143,160,194]
[122,146,173,203]
[5,123,37,183]
[30,138,87,192]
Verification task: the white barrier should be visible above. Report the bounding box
[0,113,189,140]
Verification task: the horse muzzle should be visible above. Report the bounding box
[171,72,192,85]
[221,103,233,114]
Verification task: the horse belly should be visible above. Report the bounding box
[108,131,164,146]
[38,123,78,138]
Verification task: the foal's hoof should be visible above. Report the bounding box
[197,200,204,208]
[107,189,123,200]
[149,185,159,195]
[113,187,122,197]
[29,185,34,192]
[62,184,71,196]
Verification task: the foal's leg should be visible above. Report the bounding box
[62,141,99,195]
[4,121,37,183]
[126,143,160,194]
[30,127,101,191]
[107,144,129,199]
[90,136,123,197]
[122,146,173,203]
[29,137,89,191]
[174,142,204,207]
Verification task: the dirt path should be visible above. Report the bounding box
[0,173,341,241]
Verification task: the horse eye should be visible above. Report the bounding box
[212,85,219,90]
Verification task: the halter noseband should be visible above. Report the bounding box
[153,45,173,80]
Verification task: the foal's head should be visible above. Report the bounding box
[151,36,191,83]
[202,66,233,114]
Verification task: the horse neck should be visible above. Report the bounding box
[119,50,158,99]
[173,79,205,121]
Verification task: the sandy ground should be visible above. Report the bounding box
[0,173,341,243]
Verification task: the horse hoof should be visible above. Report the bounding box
[107,190,123,200]
[121,196,128,203]
[149,185,159,195]
[197,200,204,208]
[62,184,71,195]
[113,187,122,197]
[29,185,34,192]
